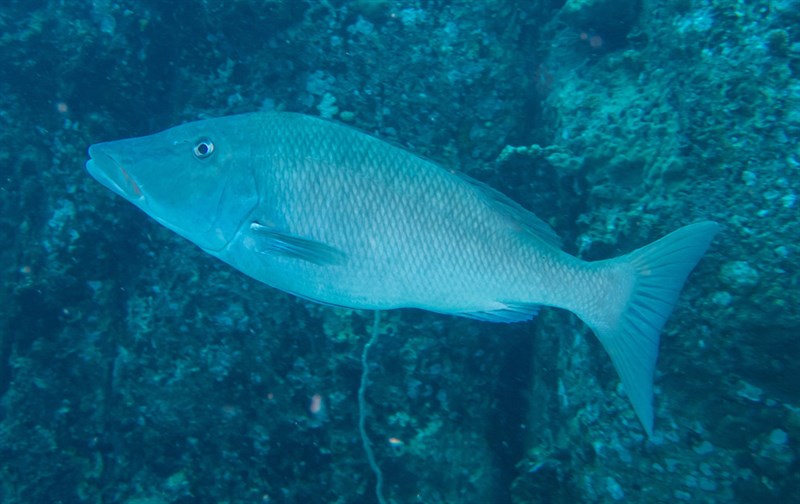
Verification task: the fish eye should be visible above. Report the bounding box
[193,138,215,159]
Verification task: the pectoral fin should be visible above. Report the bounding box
[249,222,346,266]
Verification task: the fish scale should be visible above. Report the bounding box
[262,117,513,307]
[86,111,718,435]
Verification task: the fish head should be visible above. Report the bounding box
[86,114,260,253]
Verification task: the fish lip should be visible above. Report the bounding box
[86,145,145,202]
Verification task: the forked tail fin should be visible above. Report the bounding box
[588,221,719,436]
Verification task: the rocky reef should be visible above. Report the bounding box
[0,0,797,502]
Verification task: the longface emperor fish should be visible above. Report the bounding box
[86,112,718,435]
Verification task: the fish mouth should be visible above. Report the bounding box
[86,144,145,202]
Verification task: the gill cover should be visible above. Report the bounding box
[86,115,260,252]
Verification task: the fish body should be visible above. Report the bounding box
[87,112,718,435]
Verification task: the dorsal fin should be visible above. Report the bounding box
[456,172,562,249]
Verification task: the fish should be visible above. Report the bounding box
[86,111,718,435]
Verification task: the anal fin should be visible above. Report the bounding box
[456,302,540,323]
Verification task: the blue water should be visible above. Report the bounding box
[0,1,797,502]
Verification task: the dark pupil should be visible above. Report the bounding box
[197,143,209,155]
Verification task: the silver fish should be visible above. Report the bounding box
[86,112,718,435]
